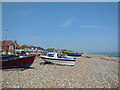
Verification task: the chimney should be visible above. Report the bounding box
[14,40,17,43]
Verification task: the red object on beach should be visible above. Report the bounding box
[0,56,35,69]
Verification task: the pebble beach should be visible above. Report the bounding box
[1,53,119,88]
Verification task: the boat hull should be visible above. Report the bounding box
[41,57,76,66]
[0,56,35,69]
[67,53,83,56]
[0,55,19,61]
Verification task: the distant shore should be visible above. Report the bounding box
[89,52,120,57]
[1,53,119,88]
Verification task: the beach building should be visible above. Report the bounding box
[46,48,60,52]
[46,48,55,52]
[20,45,44,56]
[0,40,20,55]
[54,49,60,52]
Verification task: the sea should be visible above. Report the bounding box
[93,52,120,57]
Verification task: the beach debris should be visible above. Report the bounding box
[84,56,91,58]
[100,58,118,62]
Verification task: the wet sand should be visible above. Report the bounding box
[1,53,119,88]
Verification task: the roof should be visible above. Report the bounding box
[21,45,44,50]
[0,40,20,47]
[0,40,12,45]
[55,49,60,52]
[14,41,19,47]
[46,48,55,51]
[21,45,29,49]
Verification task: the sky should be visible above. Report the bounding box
[2,2,118,53]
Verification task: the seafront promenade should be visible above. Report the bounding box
[1,53,119,88]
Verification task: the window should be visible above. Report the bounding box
[9,45,14,50]
[57,53,62,58]
[47,54,54,57]
[0,46,1,50]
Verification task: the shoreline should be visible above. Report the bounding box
[87,52,120,57]
[82,53,119,62]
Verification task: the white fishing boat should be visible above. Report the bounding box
[40,52,76,66]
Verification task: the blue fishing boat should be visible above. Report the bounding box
[67,52,83,56]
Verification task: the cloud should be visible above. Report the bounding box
[58,18,75,27]
[80,25,99,28]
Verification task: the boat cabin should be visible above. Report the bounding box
[45,52,67,59]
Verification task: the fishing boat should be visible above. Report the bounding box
[67,52,83,56]
[40,52,76,66]
[0,30,35,69]
[0,55,35,69]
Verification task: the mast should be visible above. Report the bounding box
[5,30,8,41]
[5,30,8,55]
